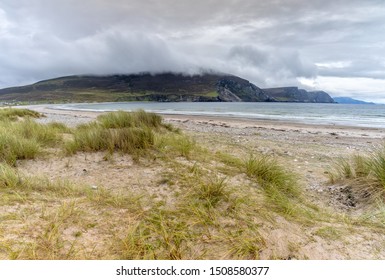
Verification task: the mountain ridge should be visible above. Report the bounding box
[263,87,335,103]
[0,72,335,104]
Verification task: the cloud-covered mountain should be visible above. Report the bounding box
[0,72,334,103]
[1,1,385,103]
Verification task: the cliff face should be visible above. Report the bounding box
[263,87,335,103]
[216,76,271,102]
[307,91,336,103]
[0,73,334,103]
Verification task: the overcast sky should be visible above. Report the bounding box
[1,0,385,102]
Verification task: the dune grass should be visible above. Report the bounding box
[245,155,314,220]
[244,154,300,198]
[328,145,385,202]
[0,108,44,120]
[64,110,175,159]
[2,108,383,260]
[97,110,163,129]
[215,152,306,219]
[155,133,197,160]
[113,171,266,260]
[0,133,40,166]
[66,126,155,155]
[0,115,61,165]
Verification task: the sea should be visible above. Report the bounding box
[53,102,385,129]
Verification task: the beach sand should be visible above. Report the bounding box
[9,104,385,259]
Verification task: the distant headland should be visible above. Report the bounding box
[0,72,335,104]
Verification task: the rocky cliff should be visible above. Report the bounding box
[263,87,335,103]
[216,76,271,102]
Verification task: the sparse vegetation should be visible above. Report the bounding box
[314,226,342,241]
[1,108,384,260]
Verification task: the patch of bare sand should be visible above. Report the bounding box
[18,152,177,205]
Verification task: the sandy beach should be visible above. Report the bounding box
[23,104,385,210]
[3,104,384,260]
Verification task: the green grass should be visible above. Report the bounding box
[0,163,21,189]
[244,154,300,198]
[156,133,196,159]
[65,125,155,157]
[202,91,219,98]
[0,118,67,165]
[328,145,385,202]
[97,110,163,129]
[65,110,175,159]
[190,177,229,208]
[222,226,265,259]
[243,154,309,219]
[11,119,61,146]
[0,108,44,120]
[0,108,72,165]
[0,132,40,166]
[314,226,342,241]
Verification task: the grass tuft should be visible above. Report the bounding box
[223,227,265,259]
[65,111,170,158]
[156,134,196,159]
[191,177,229,208]
[328,145,385,202]
[97,110,163,129]
[65,126,154,156]
[117,211,190,260]
[243,154,304,218]
[0,108,44,121]
[244,154,300,198]
[0,163,21,188]
[314,226,342,241]
[0,133,40,165]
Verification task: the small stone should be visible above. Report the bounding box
[91,185,98,190]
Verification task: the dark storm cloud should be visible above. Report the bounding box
[1,0,385,101]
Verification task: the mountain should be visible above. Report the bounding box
[263,87,335,103]
[0,73,270,103]
[0,72,334,103]
[333,97,375,104]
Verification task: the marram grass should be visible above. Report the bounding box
[65,110,174,157]
[0,108,44,120]
[329,145,385,201]
[97,110,163,129]
[244,154,300,198]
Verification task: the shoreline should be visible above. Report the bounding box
[21,101,385,129]
[19,104,385,139]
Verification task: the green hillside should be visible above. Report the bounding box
[0,72,334,104]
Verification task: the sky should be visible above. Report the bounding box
[1,0,385,102]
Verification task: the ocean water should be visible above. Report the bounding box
[53,102,385,128]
